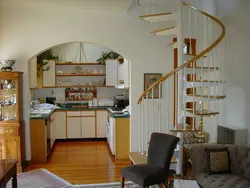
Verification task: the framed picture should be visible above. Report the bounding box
[144,73,162,98]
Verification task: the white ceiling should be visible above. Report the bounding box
[62,0,135,11]
[1,0,135,12]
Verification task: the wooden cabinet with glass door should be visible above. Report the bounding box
[0,72,24,172]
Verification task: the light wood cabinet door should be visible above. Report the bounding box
[81,117,95,138]
[67,117,81,138]
[106,60,118,86]
[0,136,21,169]
[55,112,66,139]
[29,56,37,89]
[43,60,55,87]
[96,111,107,138]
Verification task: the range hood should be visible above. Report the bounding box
[115,84,128,89]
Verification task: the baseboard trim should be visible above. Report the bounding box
[55,138,107,142]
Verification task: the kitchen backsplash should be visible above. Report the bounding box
[33,88,126,104]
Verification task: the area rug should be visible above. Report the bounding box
[74,182,141,188]
[7,169,72,188]
[7,168,150,188]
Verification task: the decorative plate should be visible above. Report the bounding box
[74,66,82,74]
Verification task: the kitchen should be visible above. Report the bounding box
[29,42,131,164]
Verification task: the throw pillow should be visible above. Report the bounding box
[204,147,230,174]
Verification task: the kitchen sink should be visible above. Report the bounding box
[31,109,52,114]
[30,114,42,118]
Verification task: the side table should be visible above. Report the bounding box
[0,159,18,188]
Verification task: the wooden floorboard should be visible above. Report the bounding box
[25,141,130,185]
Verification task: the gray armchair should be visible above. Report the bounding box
[120,132,180,188]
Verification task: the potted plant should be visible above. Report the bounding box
[96,51,120,64]
[37,49,59,76]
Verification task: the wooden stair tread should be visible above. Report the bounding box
[170,129,199,133]
[152,27,176,34]
[187,80,225,83]
[170,123,199,133]
[186,67,219,70]
[186,110,219,116]
[187,94,226,99]
[139,13,172,19]
[129,152,177,164]
[167,41,188,48]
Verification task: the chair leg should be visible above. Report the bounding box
[162,182,169,188]
[120,176,125,188]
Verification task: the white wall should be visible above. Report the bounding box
[51,42,110,63]
[217,0,250,145]
[0,0,174,160]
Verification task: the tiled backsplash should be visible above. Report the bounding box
[33,88,126,103]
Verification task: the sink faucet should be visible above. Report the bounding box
[30,99,39,110]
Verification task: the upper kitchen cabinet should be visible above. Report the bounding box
[106,60,118,86]
[43,60,56,87]
[117,58,129,88]
[29,56,37,89]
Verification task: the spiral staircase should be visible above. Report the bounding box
[129,0,226,175]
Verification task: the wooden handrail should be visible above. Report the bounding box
[137,2,226,104]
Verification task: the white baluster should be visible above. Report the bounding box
[159,82,162,132]
[145,92,149,156]
[152,87,154,134]
[139,103,141,153]
[141,99,144,155]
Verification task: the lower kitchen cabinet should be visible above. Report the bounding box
[81,117,95,138]
[96,110,107,138]
[30,119,47,162]
[67,117,81,138]
[55,111,66,139]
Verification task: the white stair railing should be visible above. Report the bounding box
[136,0,226,175]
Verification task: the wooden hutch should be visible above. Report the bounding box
[0,72,24,172]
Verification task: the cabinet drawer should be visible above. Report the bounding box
[0,127,18,136]
[81,111,95,116]
[67,111,81,116]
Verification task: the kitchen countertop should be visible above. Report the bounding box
[106,108,130,119]
[30,104,130,119]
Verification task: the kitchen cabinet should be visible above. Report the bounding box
[30,119,47,162]
[67,117,81,138]
[96,110,107,138]
[29,56,37,89]
[107,116,130,160]
[66,110,96,139]
[117,58,129,88]
[106,60,118,86]
[43,60,56,87]
[55,111,66,139]
[81,117,95,138]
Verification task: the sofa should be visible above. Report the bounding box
[188,143,250,188]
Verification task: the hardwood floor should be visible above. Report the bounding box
[25,141,131,185]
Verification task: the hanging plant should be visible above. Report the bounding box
[37,49,59,76]
[96,51,120,64]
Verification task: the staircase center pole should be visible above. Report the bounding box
[176,0,184,175]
